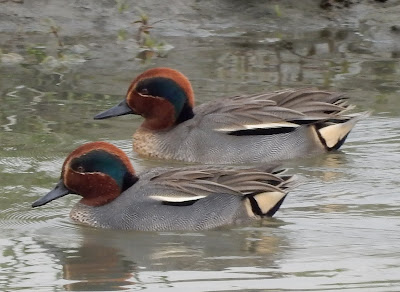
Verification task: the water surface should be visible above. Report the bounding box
[1,1,400,291]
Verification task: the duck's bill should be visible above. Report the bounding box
[32,180,71,208]
[94,100,136,120]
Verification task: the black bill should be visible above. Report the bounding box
[32,179,71,207]
[94,100,136,120]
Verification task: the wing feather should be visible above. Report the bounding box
[145,165,294,204]
[193,88,354,134]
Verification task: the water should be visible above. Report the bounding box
[1,1,400,291]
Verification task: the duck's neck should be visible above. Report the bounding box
[176,102,195,124]
[142,101,195,131]
[70,171,138,207]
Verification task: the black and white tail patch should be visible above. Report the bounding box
[316,112,370,151]
[245,191,287,217]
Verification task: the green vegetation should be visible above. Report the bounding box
[120,5,174,61]
[26,46,47,63]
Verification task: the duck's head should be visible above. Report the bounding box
[94,67,195,130]
[32,142,138,208]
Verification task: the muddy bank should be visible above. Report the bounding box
[1,0,399,39]
[1,0,399,118]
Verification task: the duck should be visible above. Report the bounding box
[31,141,297,231]
[94,67,368,164]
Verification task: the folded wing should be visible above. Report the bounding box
[194,88,354,135]
[145,166,297,217]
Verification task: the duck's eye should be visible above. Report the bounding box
[70,159,87,173]
[76,165,85,173]
[138,87,149,95]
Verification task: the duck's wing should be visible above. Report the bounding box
[140,165,296,206]
[194,88,354,135]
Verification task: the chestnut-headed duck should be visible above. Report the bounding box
[32,141,297,231]
[94,67,368,164]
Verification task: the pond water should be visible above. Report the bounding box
[1,1,400,291]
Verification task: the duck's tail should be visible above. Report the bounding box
[245,173,298,217]
[316,111,370,151]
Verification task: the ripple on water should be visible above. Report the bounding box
[1,111,399,291]
[285,116,400,210]
[0,197,79,237]
[0,157,35,174]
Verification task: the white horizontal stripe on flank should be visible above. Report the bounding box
[150,195,206,202]
[215,122,299,132]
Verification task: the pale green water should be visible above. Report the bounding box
[1,1,400,291]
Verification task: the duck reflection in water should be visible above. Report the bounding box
[32,221,290,291]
